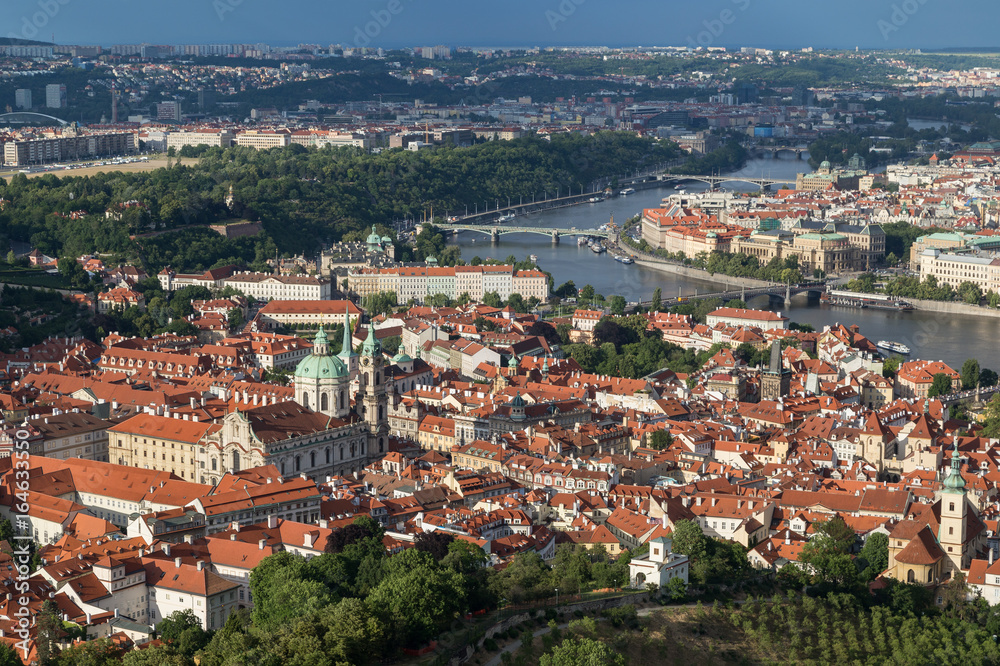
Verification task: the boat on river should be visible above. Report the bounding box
[877,340,911,355]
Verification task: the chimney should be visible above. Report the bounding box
[162,543,171,556]
[267,515,278,529]
[197,560,205,571]
[319,519,329,529]
[785,533,790,546]
[85,611,92,624]
[174,556,182,568]
[190,397,197,409]
[258,538,267,550]
[991,549,996,566]
[184,534,194,544]
[114,608,119,618]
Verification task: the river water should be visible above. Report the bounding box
[448,154,1000,370]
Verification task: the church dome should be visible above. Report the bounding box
[366,225,382,246]
[392,351,413,364]
[819,160,831,169]
[295,353,348,380]
[295,327,348,380]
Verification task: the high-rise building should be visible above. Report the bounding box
[45,84,67,109]
[14,89,31,110]
[157,101,182,122]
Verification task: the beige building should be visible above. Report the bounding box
[28,412,112,462]
[234,130,291,150]
[166,129,235,150]
[732,231,862,276]
[108,413,213,481]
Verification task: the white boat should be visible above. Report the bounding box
[529,254,538,262]
[577,237,588,246]
[877,340,911,355]
[619,188,635,196]
[497,213,515,223]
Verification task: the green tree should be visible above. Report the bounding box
[483,291,503,308]
[650,287,662,311]
[859,532,889,580]
[37,600,62,666]
[53,639,123,666]
[540,638,626,666]
[799,516,857,585]
[367,553,467,648]
[579,284,595,302]
[648,429,673,451]
[0,518,13,544]
[608,294,627,316]
[928,372,954,398]
[882,354,904,378]
[961,358,981,390]
[670,520,709,561]
[0,644,22,666]
[249,551,332,633]
[226,307,244,330]
[156,609,210,657]
[666,575,687,602]
[121,645,188,666]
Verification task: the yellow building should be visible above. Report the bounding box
[108,413,214,481]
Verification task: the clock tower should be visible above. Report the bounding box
[359,323,389,456]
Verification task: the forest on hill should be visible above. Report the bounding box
[0,132,680,273]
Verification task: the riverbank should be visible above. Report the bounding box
[899,296,1000,320]
[632,258,775,290]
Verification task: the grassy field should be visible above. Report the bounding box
[0,269,73,290]
[1,158,169,181]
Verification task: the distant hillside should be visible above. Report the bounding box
[0,37,54,46]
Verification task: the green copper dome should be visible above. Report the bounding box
[392,351,413,364]
[942,444,966,494]
[295,327,348,380]
[366,225,382,246]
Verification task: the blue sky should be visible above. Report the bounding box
[2,0,997,51]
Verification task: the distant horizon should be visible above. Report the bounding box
[16,39,1000,55]
[4,0,999,53]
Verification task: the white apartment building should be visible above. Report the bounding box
[918,249,1000,293]
[166,129,236,150]
[226,271,332,301]
[348,265,547,304]
[235,130,291,150]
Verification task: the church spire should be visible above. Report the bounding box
[340,304,355,356]
[362,322,381,357]
[942,443,966,494]
[313,326,329,356]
